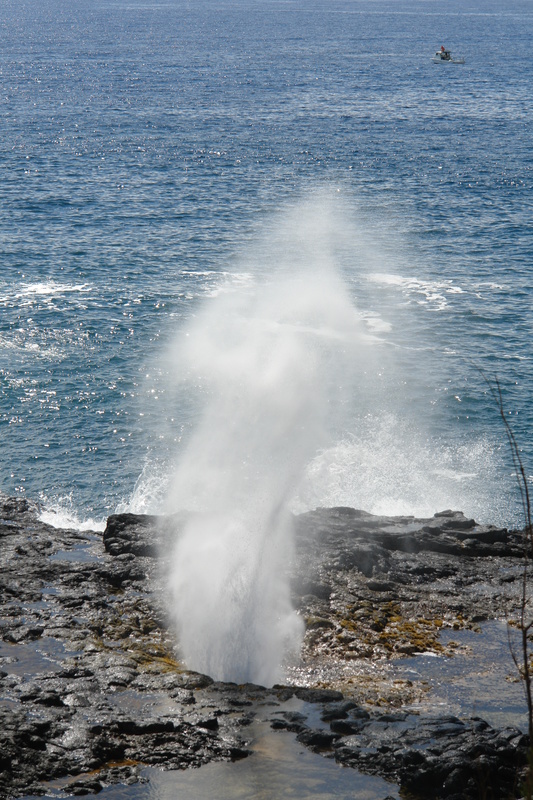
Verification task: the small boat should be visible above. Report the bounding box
[432,45,465,64]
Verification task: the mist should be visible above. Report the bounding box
[164,193,372,685]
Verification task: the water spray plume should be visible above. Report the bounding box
[164,194,368,685]
[159,192,514,684]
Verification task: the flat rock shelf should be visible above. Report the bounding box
[0,494,530,799]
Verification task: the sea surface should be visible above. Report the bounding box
[1,0,532,531]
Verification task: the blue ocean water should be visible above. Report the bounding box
[1,0,532,530]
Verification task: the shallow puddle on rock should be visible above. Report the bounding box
[21,722,400,800]
[0,636,71,675]
[395,619,527,730]
[145,725,399,800]
[49,544,96,562]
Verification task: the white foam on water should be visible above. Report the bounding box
[293,414,515,527]
[38,494,106,532]
[115,460,171,516]
[367,272,464,311]
[0,280,92,309]
[15,281,92,299]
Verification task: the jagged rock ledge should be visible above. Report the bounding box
[0,494,529,799]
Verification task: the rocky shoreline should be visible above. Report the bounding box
[0,494,530,799]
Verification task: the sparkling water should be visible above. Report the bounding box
[1,0,532,530]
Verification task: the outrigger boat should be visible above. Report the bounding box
[432,45,465,64]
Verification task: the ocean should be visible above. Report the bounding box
[1,0,532,532]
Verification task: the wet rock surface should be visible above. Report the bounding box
[0,494,530,798]
[292,507,526,668]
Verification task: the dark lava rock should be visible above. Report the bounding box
[0,494,531,798]
[331,713,528,799]
[103,513,160,557]
[291,506,528,665]
[294,687,344,703]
